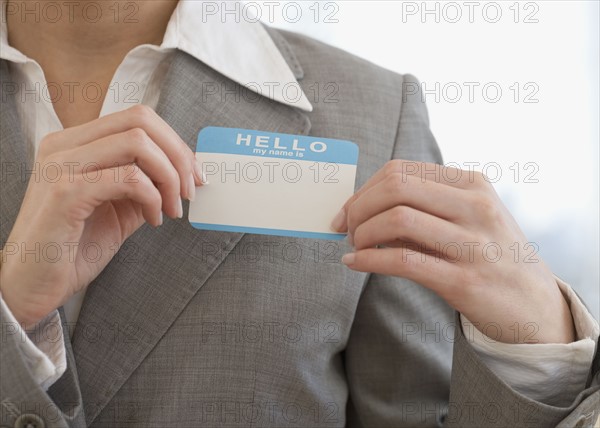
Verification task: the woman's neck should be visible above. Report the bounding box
[6,0,178,127]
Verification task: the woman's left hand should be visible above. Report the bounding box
[331,160,575,345]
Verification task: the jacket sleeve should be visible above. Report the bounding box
[1,303,86,428]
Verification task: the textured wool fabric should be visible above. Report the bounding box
[1,27,599,428]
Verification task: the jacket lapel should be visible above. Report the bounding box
[1,62,87,421]
[73,50,312,425]
[0,60,31,247]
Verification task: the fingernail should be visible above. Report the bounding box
[347,232,354,247]
[341,253,355,265]
[195,159,209,185]
[187,173,196,201]
[176,197,183,219]
[330,208,346,232]
[157,212,163,226]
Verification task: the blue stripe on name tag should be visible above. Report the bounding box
[190,222,347,241]
[197,127,359,165]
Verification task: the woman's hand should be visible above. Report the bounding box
[332,160,575,344]
[0,105,203,326]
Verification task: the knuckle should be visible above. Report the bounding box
[463,233,482,250]
[165,164,181,187]
[128,104,155,125]
[146,185,162,206]
[391,206,413,230]
[471,171,491,187]
[352,224,366,248]
[476,194,500,221]
[443,165,462,181]
[383,160,402,177]
[48,175,72,199]
[175,141,193,165]
[126,170,150,192]
[41,154,70,181]
[149,188,163,207]
[127,128,150,148]
[182,144,195,162]
[387,172,407,192]
[42,152,60,167]
[38,132,60,156]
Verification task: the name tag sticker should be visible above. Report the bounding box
[189,127,359,240]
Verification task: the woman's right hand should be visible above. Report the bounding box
[0,105,203,325]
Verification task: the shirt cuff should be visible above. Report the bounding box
[0,297,67,390]
[460,275,599,407]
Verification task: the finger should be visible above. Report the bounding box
[352,206,465,256]
[39,105,201,200]
[333,160,486,232]
[341,247,463,300]
[64,129,182,219]
[346,172,468,234]
[75,166,163,227]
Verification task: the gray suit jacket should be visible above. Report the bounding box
[1,27,599,428]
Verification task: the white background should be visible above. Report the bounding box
[247,0,599,319]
